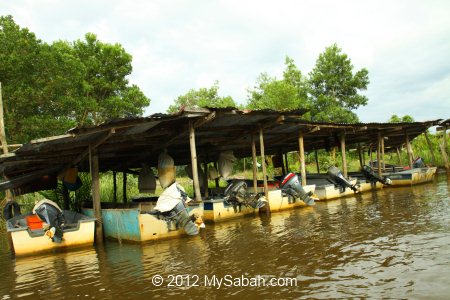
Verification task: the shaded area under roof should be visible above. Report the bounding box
[0,107,441,192]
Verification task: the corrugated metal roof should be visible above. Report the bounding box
[0,107,441,193]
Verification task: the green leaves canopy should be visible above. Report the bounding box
[0,16,150,143]
[167,81,236,113]
[308,43,369,123]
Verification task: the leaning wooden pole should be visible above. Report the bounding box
[259,127,270,215]
[357,144,364,170]
[90,151,103,245]
[189,121,202,202]
[340,132,348,178]
[0,82,13,200]
[424,132,437,166]
[251,135,258,194]
[298,131,307,186]
[396,147,403,166]
[405,133,414,168]
[314,149,320,173]
[381,134,385,171]
[377,133,382,176]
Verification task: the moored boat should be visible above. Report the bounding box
[6,209,95,256]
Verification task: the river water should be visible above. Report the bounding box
[1,174,449,299]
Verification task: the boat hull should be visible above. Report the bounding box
[7,214,95,256]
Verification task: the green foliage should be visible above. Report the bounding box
[247,56,310,112]
[167,81,236,113]
[388,114,415,123]
[308,43,369,123]
[0,15,150,143]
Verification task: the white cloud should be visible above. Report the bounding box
[1,0,449,121]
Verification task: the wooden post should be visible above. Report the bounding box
[0,82,13,200]
[189,121,202,202]
[122,172,127,203]
[424,132,437,166]
[357,144,364,170]
[0,82,8,155]
[113,171,117,204]
[396,147,403,166]
[314,149,320,173]
[377,133,382,176]
[340,132,347,178]
[90,152,103,244]
[439,140,450,170]
[298,131,307,186]
[259,127,270,215]
[251,134,258,193]
[405,133,414,168]
[381,134,385,171]
[214,162,220,188]
[203,163,209,198]
[62,185,70,210]
[279,151,286,175]
[284,153,289,173]
[443,126,448,153]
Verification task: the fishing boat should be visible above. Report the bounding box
[384,167,437,186]
[6,209,95,256]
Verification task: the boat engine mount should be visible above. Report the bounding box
[279,173,316,206]
[327,166,359,193]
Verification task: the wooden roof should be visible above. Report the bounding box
[0,107,440,191]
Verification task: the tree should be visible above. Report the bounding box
[73,33,150,125]
[388,114,415,123]
[308,44,369,123]
[167,81,236,113]
[247,57,310,112]
[0,16,150,143]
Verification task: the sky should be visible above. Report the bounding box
[1,0,449,122]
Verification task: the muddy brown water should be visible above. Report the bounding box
[1,174,449,299]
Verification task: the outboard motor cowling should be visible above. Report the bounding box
[33,199,65,243]
[327,166,359,193]
[151,183,201,235]
[362,165,392,185]
[224,180,267,209]
[279,173,315,206]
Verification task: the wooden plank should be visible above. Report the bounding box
[90,152,103,245]
[259,127,270,215]
[30,134,75,144]
[298,131,307,186]
[424,132,437,166]
[405,133,414,168]
[340,132,347,178]
[251,134,258,193]
[189,120,202,202]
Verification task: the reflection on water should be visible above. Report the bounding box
[1,174,449,298]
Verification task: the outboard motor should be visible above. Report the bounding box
[362,165,392,185]
[413,157,425,168]
[32,199,65,243]
[279,173,315,206]
[149,182,202,235]
[224,180,267,209]
[327,166,359,193]
[2,200,21,220]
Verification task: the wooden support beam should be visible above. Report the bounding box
[405,133,414,168]
[377,133,382,176]
[381,135,385,171]
[284,153,289,173]
[314,149,320,174]
[214,162,220,188]
[0,82,13,200]
[203,163,209,198]
[424,132,437,166]
[396,147,403,166]
[251,134,258,194]
[298,131,307,186]
[122,172,127,203]
[113,171,117,204]
[357,144,364,170]
[259,127,270,215]
[279,150,286,175]
[90,151,103,245]
[70,129,115,168]
[189,121,202,202]
[340,132,347,178]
